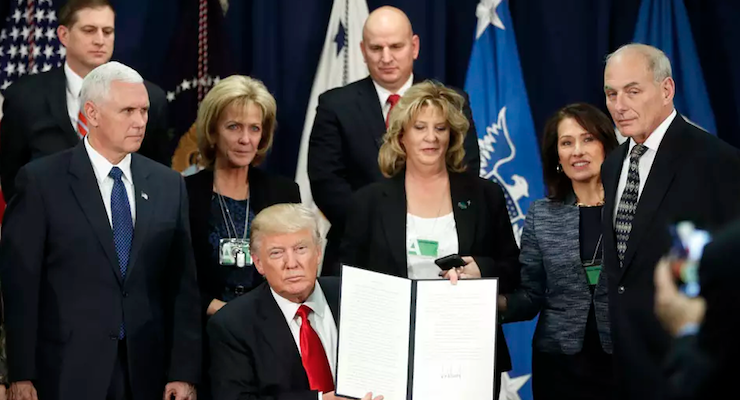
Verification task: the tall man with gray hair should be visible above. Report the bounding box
[601,43,740,399]
[0,62,201,400]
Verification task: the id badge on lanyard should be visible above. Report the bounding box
[219,238,252,267]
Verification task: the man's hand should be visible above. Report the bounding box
[322,391,383,400]
[8,381,37,400]
[654,257,706,336]
[163,381,196,400]
[0,384,7,400]
[441,256,482,284]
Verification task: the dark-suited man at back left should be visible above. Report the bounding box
[601,43,740,400]
[0,0,171,202]
[0,62,200,400]
[308,6,480,276]
[208,203,382,400]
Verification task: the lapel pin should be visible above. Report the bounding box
[141,192,149,200]
[457,200,471,210]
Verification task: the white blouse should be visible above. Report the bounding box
[406,212,459,279]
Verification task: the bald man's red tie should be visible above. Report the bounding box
[386,94,401,128]
[295,305,334,392]
[77,111,88,138]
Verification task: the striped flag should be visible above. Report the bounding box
[1,0,64,225]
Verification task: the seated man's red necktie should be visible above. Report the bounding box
[386,94,401,128]
[77,110,88,138]
[295,305,334,392]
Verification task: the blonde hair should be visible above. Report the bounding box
[378,80,469,177]
[196,75,277,168]
[250,203,322,253]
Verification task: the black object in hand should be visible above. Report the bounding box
[434,254,466,270]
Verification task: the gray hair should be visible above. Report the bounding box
[250,203,322,253]
[606,43,673,82]
[79,61,144,112]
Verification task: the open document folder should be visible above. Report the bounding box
[335,265,499,400]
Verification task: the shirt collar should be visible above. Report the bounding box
[64,61,85,101]
[84,136,133,185]
[271,281,328,323]
[628,109,677,153]
[373,73,414,106]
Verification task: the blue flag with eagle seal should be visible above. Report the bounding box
[464,1,543,399]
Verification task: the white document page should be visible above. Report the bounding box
[410,279,498,400]
[336,266,412,400]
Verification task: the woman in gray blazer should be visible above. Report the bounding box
[500,103,619,400]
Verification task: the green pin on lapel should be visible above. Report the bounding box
[457,200,471,210]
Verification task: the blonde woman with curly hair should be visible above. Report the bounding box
[184,75,301,399]
[339,80,520,399]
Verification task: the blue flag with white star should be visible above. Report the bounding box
[464,1,543,399]
[633,0,716,134]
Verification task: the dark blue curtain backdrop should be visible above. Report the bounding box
[17,0,740,178]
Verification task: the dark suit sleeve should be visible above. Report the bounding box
[167,177,202,383]
[502,203,544,322]
[473,182,520,293]
[338,189,371,270]
[207,316,316,400]
[308,94,354,227]
[663,334,716,400]
[0,86,28,202]
[0,167,46,381]
[288,181,302,203]
[460,90,481,175]
[139,82,172,167]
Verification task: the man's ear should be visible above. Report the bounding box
[84,101,99,127]
[57,25,70,48]
[253,253,265,276]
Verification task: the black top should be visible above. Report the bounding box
[579,205,604,271]
[185,167,301,316]
[208,194,260,301]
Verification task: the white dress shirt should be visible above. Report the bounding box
[84,137,137,226]
[64,62,85,133]
[373,74,414,122]
[613,109,677,221]
[271,281,338,398]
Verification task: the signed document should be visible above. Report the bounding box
[335,266,499,400]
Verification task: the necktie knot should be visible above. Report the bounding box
[630,144,648,160]
[387,93,401,107]
[296,304,313,321]
[109,166,124,181]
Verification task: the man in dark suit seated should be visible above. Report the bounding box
[601,43,740,400]
[0,0,171,202]
[208,203,382,400]
[0,61,200,400]
[653,219,740,400]
[307,6,481,276]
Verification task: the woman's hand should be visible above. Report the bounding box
[207,299,227,316]
[440,256,482,284]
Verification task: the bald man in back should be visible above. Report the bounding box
[308,7,480,276]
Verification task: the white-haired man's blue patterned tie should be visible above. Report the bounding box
[615,144,648,266]
[110,166,133,339]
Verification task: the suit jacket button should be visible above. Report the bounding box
[122,291,129,298]
[109,333,118,340]
[618,286,625,294]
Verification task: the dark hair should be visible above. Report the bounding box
[59,0,114,28]
[541,103,619,202]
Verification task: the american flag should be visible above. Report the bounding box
[0,0,64,95]
[0,0,63,223]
